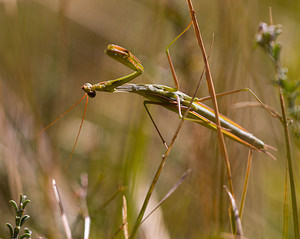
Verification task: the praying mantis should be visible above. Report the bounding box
[42,19,278,163]
[80,43,277,159]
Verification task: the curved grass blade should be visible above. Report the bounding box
[224,185,243,237]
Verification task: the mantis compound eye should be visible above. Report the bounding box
[81,83,96,98]
[87,90,96,98]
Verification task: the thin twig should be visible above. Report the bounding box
[239,150,252,219]
[279,88,299,238]
[224,186,243,237]
[129,2,217,238]
[141,169,192,224]
[122,196,129,239]
[186,0,233,195]
[92,186,125,216]
[129,32,210,239]
[283,159,289,239]
[79,173,90,239]
[52,179,73,239]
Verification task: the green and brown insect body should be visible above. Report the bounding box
[115,83,266,152]
[81,44,275,158]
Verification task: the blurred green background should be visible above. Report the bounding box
[0,0,300,238]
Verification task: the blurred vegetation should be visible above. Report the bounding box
[0,0,300,238]
[6,194,32,239]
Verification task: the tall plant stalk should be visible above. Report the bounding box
[256,21,299,238]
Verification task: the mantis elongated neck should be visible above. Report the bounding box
[81,70,142,97]
[94,70,142,92]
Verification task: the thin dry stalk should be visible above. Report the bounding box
[224,186,243,237]
[239,150,253,219]
[279,89,299,238]
[141,169,191,224]
[79,174,90,239]
[122,196,129,239]
[185,0,233,195]
[283,161,289,239]
[129,35,209,239]
[129,1,222,238]
[52,179,73,239]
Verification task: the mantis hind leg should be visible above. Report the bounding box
[197,88,282,121]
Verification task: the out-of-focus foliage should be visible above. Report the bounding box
[0,0,300,238]
[256,21,300,145]
[6,194,32,239]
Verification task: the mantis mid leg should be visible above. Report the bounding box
[143,101,169,150]
[165,21,193,112]
[165,21,193,91]
[165,21,215,123]
[145,23,216,149]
